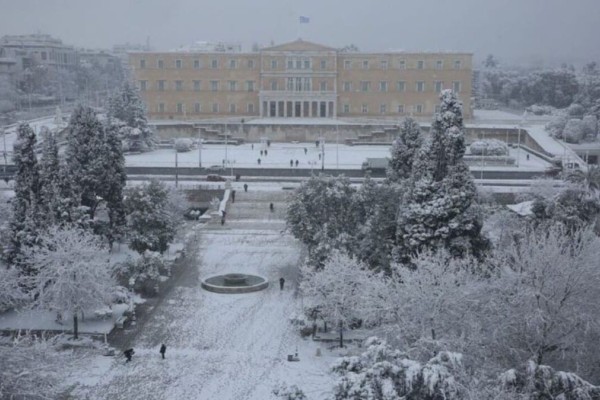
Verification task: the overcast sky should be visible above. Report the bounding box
[1,0,599,66]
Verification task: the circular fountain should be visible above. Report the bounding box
[201,273,269,294]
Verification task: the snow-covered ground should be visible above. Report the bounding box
[65,188,336,400]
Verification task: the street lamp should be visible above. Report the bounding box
[319,137,325,171]
[197,127,202,168]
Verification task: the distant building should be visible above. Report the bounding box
[78,48,120,69]
[0,33,77,70]
[129,39,473,120]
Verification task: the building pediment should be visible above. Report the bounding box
[261,39,335,52]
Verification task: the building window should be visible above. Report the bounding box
[344,60,351,70]
[380,104,387,114]
[295,77,302,91]
[287,59,293,69]
[320,60,326,69]
[343,104,350,113]
[176,59,182,69]
[140,59,146,69]
[246,80,255,92]
[379,81,388,92]
[416,81,425,92]
[228,81,237,91]
[158,59,164,69]
[158,80,166,91]
[380,60,388,70]
[139,80,147,91]
[414,104,423,113]
[396,81,406,92]
[362,104,368,113]
[304,59,310,69]
[176,103,183,113]
[397,59,406,69]
[360,81,371,92]
[417,60,424,69]
[453,81,461,93]
[212,103,219,113]
[270,79,277,90]
[397,104,404,113]
[435,60,443,70]
[229,104,236,113]
[194,59,201,69]
[247,103,255,113]
[343,81,352,92]
[303,78,311,91]
[229,59,237,69]
[175,80,183,91]
[248,59,255,68]
[454,60,461,70]
[210,80,219,91]
[158,103,165,113]
[195,103,201,113]
[193,80,201,91]
[320,81,327,91]
[211,59,218,69]
[287,78,294,91]
[435,81,443,93]
[271,59,277,69]
[362,60,369,69]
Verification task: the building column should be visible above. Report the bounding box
[283,100,287,118]
[300,101,304,118]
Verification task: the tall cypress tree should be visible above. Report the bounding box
[387,117,423,183]
[5,124,42,269]
[38,127,60,225]
[396,90,488,261]
[107,82,154,152]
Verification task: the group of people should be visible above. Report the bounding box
[124,344,166,362]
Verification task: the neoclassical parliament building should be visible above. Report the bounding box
[129,39,472,121]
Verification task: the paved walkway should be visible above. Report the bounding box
[70,187,333,400]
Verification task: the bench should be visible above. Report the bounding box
[115,315,128,329]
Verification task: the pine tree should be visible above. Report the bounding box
[64,105,106,221]
[38,126,60,225]
[100,119,127,248]
[387,117,423,182]
[5,123,42,268]
[397,90,488,261]
[107,82,154,152]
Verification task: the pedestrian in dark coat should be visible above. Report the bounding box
[257,158,261,165]
[244,183,248,192]
[160,344,166,359]
[279,277,285,290]
[260,150,263,156]
[231,190,236,203]
[264,149,268,156]
[270,203,274,212]
[295,160,299,167]
[251,143,254,150]
[290,159,293,167]
[124,348,134,362]
[304,147,307,155]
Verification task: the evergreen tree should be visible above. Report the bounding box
[38,127,60,225]
[387,117,423,183]
[107,82,154,152]
[5,123,42,268]
[397,90,488,261]
[64,105,106,221]
[125,180,175,254]
[100,119,127,248]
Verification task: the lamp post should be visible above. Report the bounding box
[336,124,339,171]
[197,127,202,168]
[320,137,325,171]
[175,150,179,188]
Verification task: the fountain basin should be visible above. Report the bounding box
[201,273,269,294]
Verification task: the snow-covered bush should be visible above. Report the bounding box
[116,252,167,295]
[174,138,194,152]
[582,114,598,140]
[331,337,468,400]
[545,113,568,138]
[563,118,586,143]
[272,383,306,400]
[567,103,585,117]
[526,104,555,115]
[469,139,509,156]
[0,267,27,312]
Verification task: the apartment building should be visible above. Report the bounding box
[129,39,472,120]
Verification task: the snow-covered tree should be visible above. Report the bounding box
[21,225,116,339]
[563,118,586,143]
[0,266,27,312]
[286,175,358,267]
[331,337,468,400]
[38,126,61,225]
[174,138,194,152]
[300,250,387,347]
[5,123,42,269]
[387,117,422,182]
[469,139,509,156]
[125,180,176,254]
[64,105,107,220]
[396,90,488,261]
[107,82,154,152]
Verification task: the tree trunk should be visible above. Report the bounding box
[339,321,344,348]
[73,313,79,339]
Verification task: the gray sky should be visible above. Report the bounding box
[1,0,599,66]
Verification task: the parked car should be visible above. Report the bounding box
[207,174,226,182]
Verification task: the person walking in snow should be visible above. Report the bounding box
[244,183,248,192]
[160,344,166,359]
[124,348,134,362]
[270,203,274,212]
[304,147,307,155]
[260,150,263,156]
[279,277,285,290]
[257,158,261,165]
[231,190,236,203]
[295,160,299,167]
[290,159,293,167]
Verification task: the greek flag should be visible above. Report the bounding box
[299,16,310,23]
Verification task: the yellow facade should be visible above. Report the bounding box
[129,39,472,120]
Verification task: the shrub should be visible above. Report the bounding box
[174,138,193,152]
[469,139,509,156]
